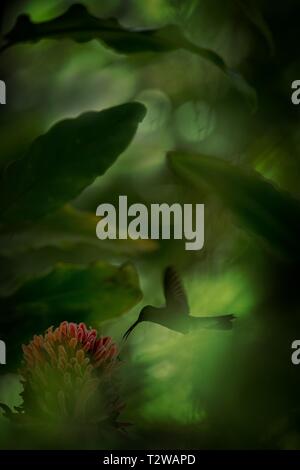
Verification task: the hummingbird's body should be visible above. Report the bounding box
[123,266,235,339]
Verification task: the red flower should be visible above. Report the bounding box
[22,321,118,373]
[16,322,122,426]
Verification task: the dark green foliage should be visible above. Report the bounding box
[1,0,300,451]
[0,103,146,224]
[1,3,225,60]
[0,99,146,369]
[0,205,157,257]
[1,4,256,109]
[1,4,227,58]
[168,151,300,260]
[5,261,141,323]
[236,0,275,55]
[0,261,142,368]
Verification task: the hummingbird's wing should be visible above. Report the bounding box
[163,266,189,315]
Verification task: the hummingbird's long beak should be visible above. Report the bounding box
[123,319,139,341]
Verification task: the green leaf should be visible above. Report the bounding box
[0,205,158,257]
[8,261,142,322]
[0,205,157,295]
[0,261,142,368]
[0,111,43,168]
[168,151,300,260]
[1,4,256,110]
[0,102,146,224]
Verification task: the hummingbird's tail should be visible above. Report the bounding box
[214,314,235,330]
[194,314,235,330]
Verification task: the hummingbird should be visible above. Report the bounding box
[123,266,235,339]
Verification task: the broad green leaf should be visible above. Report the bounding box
[0,205,157,295]
[7,261,142,322]
[1,4,256,110]
[0,102,146,224]
[0,205,157,256]
[0,243,152,297]
[0,261,142,368]
[168,151,300,260]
